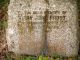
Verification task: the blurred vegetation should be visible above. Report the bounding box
[0,0,9,29]
[3,53,80,60]
[0,0,10,8]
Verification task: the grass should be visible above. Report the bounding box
[3,53,80,60]
[0,20,8,29]
[4,55,79,60]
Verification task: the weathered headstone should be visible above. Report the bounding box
[47,0,79,57]
[6,0,79,57]
[6,0,46,55]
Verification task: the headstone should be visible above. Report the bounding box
[47,0,79,57]
[6,0,79,57]
[6,0,46,55]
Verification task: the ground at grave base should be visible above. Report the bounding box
[0,51,80,60]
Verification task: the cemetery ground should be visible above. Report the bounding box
[0,0,80,60]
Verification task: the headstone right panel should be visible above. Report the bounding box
[47,0,79,57]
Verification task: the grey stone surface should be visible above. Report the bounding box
[6,0,79,56]
[46,0,79,57]
[6,0,46,55]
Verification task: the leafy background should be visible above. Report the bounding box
[0,0,80,60]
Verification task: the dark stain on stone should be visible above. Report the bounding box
[20,3,22,6]
[27,19,33,33]
[44,0,49,5]
[41,8,49,56]
[70,44,74,49]
[25,15,33,33]
[17,21,24,34]
[27,0,32,7]
[11,41,15,49]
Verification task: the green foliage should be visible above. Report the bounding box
[0,20,8,29]
[38,55,49,60]
[15,55,37,60]
[43,57,48,60]
[0,0,10,7]
[3,54,80,60]
[52,53,63,60]
[5,53,12,60]
[52,53,61,58]
[38,55,43,60]
[78,56,80,60]
[25,56,37,60]
[0,0,9,29]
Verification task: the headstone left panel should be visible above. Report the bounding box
[6,0,46,55]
